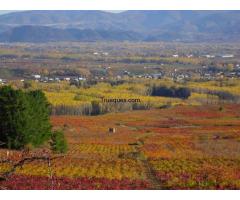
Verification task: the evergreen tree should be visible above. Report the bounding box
[0,86,52,149]
[0,86,29,149]
[26,90,52,147]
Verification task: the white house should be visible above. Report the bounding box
[64,77,71,81]
[205,55,215,58]
[33,75,41,79]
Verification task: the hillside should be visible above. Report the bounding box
[0,25,141,42]
[0,10,240,42]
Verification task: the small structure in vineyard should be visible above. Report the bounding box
[108,127,116,133]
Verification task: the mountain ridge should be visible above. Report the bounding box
[0,10,240,42]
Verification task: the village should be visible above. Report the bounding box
[1,62,240,86]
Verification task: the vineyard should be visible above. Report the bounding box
[1,13,240,192]
[1,104,240,189]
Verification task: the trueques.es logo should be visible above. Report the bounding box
[101,97,141,103]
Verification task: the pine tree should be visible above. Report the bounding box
[0,86,29,149]
[0,86,52,149]
[26,90,52,147]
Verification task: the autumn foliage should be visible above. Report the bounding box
[1,104,240,189]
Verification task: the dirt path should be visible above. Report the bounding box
[141,158,162,189]
[133,137,162,189]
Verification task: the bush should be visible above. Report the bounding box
[0,86,52,149]
[51,130,68,153]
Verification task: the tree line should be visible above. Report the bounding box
[151,85,191,99]
[192,88,239,103]
[51,100,152,116]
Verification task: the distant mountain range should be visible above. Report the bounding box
[0,10,240,42]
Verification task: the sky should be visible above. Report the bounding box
[0,10,125,15]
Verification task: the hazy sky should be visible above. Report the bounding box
[0,10,125,15]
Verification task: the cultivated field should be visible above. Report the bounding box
[1,104,240,189]
[1,42,240,190]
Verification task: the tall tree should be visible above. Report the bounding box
[0,86,29,149]
[0,86,52,149]
[26,90,52,147]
